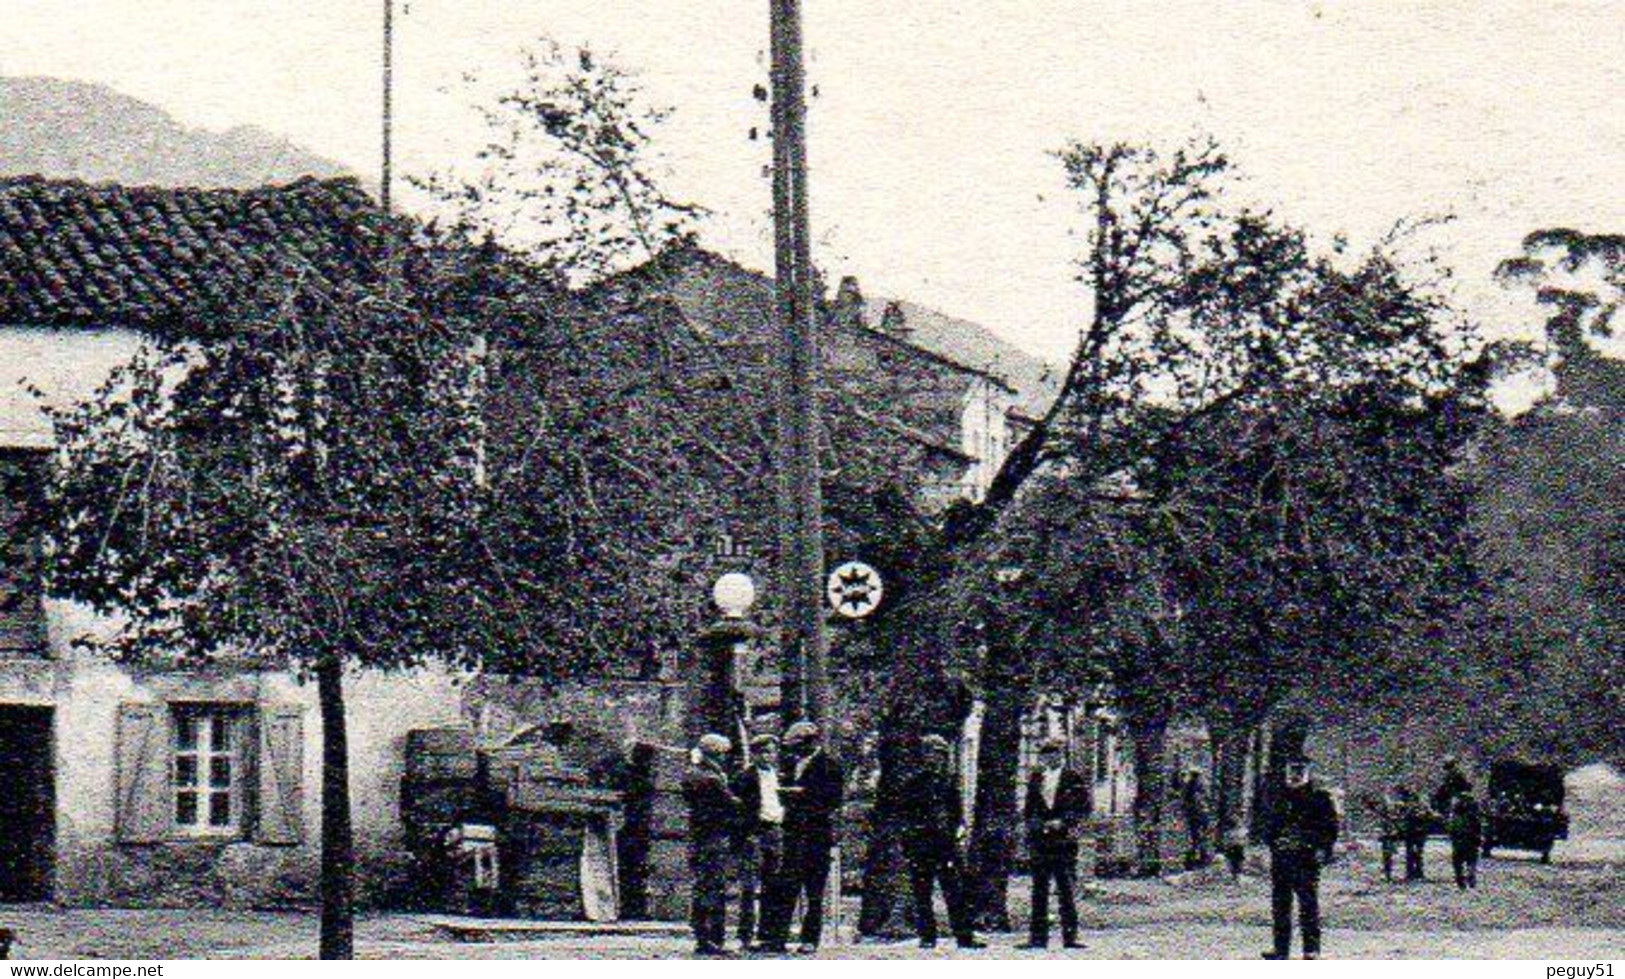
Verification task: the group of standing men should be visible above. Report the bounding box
[871,733,1092,951]
[1378,757,1483,890]
[683,729,1100,955]
[681,722,842,957]
[686,731,1383,959]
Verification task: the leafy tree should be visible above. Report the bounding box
[45,253,493,958]
[1149,214,1486,817]
[1495,229,1621,374]
[938,140,1488,912]
[418,49,987,940]
[951,139,1232,544]
[902,139,1235,921]
[1461,228,1624,768]
[418,41,998,700]
[43,41,702,958]
[412,39,701,285]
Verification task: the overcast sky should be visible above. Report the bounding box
[3,1,1621,363]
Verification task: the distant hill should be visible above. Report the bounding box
[862,296,1060,417]
[0,76,349,188]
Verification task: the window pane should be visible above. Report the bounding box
[176,755,198,788]
[176,791,198,826]
[209,757,232,789]
[176,715,198,750]
[208,792,232,827]
[212,715,231,750]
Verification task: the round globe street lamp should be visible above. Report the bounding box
[712,571,757,620]
[686,572,765,742]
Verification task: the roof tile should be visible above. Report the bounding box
[0,176,387,332]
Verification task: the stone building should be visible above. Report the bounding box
[0,175,1044,914]
[0,175,468,907]
[605,248,1032,515]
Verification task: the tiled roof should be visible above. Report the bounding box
[0,175,389,333]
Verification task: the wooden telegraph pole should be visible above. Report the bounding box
[380,0,399,302]
[381,0,395,216]
[769,0,832,740]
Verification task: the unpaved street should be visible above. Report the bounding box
[4,837,1618,959]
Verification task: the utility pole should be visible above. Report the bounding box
[769,0,832,742]
[380,0,399,301]
[381,0,394,216]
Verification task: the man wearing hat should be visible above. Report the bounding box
[1021,736,1090,949]
[1431,756,1472,819]
[898,734,985,950]
[1262,757,1340,960]
[759,721,844,954]
[734,734,786,950]
[683,733,744,956]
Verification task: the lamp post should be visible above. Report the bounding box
[686,573,763,743]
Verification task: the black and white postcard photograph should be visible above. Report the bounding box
[0,0,1618,965]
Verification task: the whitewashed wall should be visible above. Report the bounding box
[1,323,471,906]
[0,325,145,448]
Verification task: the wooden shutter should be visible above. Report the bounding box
[115,703,171,843]
[255,705,305,845]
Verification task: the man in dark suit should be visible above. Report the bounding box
[683,733,744,956]
[1447,790,1482,891]
[1262,757,1340,960]
[1021,737,1090,949]
[1431,756,1472,818]
[899,734,985,950]
[759,721,844,954]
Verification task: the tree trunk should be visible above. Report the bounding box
[857,800,913,939]
[1209,717,1253,852]
[858,724,914,939]
[1247,726,1270,843]
[1126,714,1168,877]
[966,683,1024,930]
[316,656,355,960]
[858,659,974,938]
[858,697,924,939]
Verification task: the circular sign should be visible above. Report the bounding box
[827,561,884,619]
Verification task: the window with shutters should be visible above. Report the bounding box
[171,705,249,838]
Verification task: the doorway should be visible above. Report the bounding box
[0,705,54,901]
